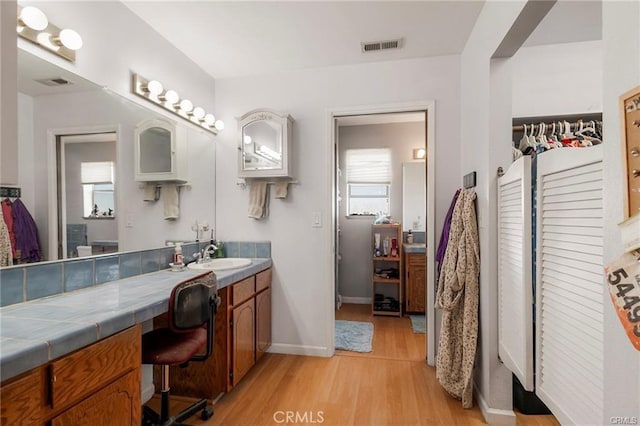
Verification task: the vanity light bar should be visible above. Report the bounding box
[16,5,82,63]
[132,73,223,135]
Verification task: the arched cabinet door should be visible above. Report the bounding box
[256,287,272,361]
[232,298,255,386]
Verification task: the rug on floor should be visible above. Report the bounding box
[409,315,426,334]
[335,320,373,352]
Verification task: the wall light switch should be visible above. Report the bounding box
[312,211,322,228]
[126,213,134,228]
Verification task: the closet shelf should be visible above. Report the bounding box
[372,256,401,261]
[373,278,400,284]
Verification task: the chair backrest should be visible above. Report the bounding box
[168,271,217,333]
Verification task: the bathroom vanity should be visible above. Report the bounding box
[0,258,272,424]
[404,244,426,314]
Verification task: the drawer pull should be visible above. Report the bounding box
[633,169,640,178]
[632,147,639,157]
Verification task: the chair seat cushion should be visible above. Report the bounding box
[142,327,207,365]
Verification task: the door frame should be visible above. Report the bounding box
[47,124,120,260]
[326,100,437,365]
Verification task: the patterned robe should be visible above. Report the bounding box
[435,188,480,408]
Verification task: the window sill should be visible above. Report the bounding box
[83,216,116,220]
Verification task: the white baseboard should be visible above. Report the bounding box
[268,343,331,357]
[476,387,516,426]
[341,297,372,304]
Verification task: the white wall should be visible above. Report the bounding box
[25,90,215,259]
[460,1,528,421]
[512,40,603,118]
[602,1,640,422]
[337,122,423,299]
[17,93,35,213]
[214,55,461,355]
[0,1,18,184]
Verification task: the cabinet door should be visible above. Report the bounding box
[256,288,272,361]
[232,298,255,386]
[0,368,42,425]
[406,254,426,313]
[51,369,140,426]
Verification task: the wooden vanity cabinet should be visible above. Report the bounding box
[0,325,141,426]
[404,252,426,314]
[163,268,272,398]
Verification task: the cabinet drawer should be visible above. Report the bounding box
[50,325,141,410]
[232,277,255,307]
[0,368,43,425]
[256,268,272,292]
[407,253,425,266]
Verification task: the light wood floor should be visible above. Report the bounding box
[151,304,558,425]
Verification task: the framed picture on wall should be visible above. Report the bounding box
[620,85,640,219]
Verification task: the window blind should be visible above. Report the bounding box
[81,161,114,184]
[346,149,391,183]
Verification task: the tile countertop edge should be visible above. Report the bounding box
[0,258,272,382]
[403,244,426,254]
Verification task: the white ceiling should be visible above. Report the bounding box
[18,50,100,96]
[123,1,603,80]
[122,1,485,79]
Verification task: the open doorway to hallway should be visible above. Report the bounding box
[333,111,427,362]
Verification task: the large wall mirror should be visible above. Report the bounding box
[402,162,426,232]
[6,49,216,265]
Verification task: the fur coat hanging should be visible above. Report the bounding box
[435,188,480,408]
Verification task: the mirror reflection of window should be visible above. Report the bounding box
[243,120,283,170]
[81,161,115,218]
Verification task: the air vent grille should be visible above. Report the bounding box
[361,38,402,53]
[35,77,73,87]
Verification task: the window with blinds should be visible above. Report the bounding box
[81,162,115,218]
[345,149,391,216]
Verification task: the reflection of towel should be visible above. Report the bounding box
[143,183,158,202]
[274,181,289,199]
[162,183,180,220]
[248,181,269,219]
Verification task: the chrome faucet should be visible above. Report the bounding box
[201,244,218,261]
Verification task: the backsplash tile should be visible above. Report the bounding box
[95,256,119,284]
[26,263,63,301]
[0,268,24,307]
[141,250,160,274]
[64,259,95,292]
[1,240,271,308]
[119,253,142,279]
[256,242,271,258]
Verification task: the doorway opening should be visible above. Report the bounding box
[329,103,435,364]
[56,132,118,259]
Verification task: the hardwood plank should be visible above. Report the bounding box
[146,303,558,425]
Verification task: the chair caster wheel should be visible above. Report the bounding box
[201,406,214,420]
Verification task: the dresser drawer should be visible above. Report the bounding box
[256,269,271,293]
[50,325,141,410]
[232,277,255,307]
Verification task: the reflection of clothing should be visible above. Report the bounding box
[2,199,16,258]
[436,189,461,274]
[12,199,41,263]
[0,214,12,266]
[435,189,479,409]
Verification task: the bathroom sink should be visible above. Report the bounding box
[187,258,253,271]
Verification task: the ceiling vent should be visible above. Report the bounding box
[361,38,403,53]
[35,77,73,87]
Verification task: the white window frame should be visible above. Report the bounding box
[346,182,390,216]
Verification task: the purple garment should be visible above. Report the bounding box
[436,189,461,271]
[12,199,41,263]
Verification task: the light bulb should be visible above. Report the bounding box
[193,107,205,120]
[163,90,179,105]
[204,114,215,126]
[179,99,193,112]
[19,6,48,31]
[58,28,83,50]
[244,135,252,144]
[214,120,225,130]
[146,80,163,96]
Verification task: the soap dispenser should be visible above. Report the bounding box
[173,243,184,265]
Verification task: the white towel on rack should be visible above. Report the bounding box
[162,183,180,220]
[274,181,290,199]
[248,181,269,219]
[143,183,158,202]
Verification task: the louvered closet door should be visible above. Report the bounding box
[498,155,534,391]
[536,145,604,426]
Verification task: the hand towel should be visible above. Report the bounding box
[248,181,268,219]
[143,183,159,202]
[274,181,290,199]
[162,183,180,220]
